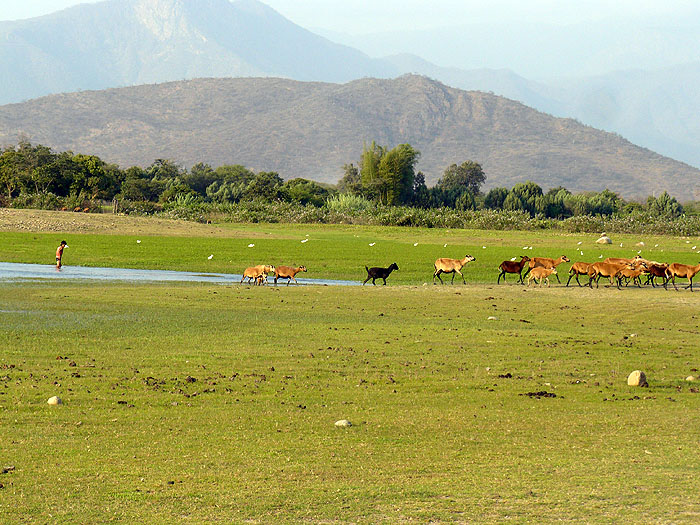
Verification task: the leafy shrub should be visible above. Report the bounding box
[11,192,61,210]
[326,194,375,214]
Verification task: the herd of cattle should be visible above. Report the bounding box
[240,253,700,290]
[498,254,700,290]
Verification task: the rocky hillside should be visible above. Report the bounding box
[1,75,699,200]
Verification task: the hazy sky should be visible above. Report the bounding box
[0,0,696,31]
[2,0,698,78]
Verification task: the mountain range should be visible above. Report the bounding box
[2,75,698,200]
[1,0,699,198]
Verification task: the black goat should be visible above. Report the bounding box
[363,263,399,285]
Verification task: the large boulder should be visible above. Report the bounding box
[627,370,648,387]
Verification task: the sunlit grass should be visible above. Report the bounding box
[1,282,699,522]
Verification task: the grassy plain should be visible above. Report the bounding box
[2,209,700,284]
[1,209,700,522]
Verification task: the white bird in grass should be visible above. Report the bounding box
[444,244,447,248]
[482,246,486,249]
[208,254,213,260]
[369,242,375,247]
[413,242,418,246]
[599,254,603,258]
[620,243,623,247]
[577,241,582,245]
[655,244,659,247]
[248,243,255,248]
[522,246,528,250]
[510,257,516,261]
[301,238,308,243]
[136,240,141,244]
[693,246,697,250]
[580,251,584,256]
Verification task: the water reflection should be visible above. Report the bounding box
[0,262,359,286]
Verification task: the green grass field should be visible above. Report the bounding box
[1,210,700,522]
[2,210,700,284]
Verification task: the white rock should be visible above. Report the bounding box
[335,419,352,428]
[47,396,62,405]
[627,370,648,387]
[487,316,497,320]
[686,376,696,382]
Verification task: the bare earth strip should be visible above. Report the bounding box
[0,208,235,236]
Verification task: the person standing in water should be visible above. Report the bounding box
[56,240,68,269]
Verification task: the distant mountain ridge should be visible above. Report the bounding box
[1,0,699,177]
[2,75,698,200]
[0,0,396,103]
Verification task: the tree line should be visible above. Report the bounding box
[0,140,688,218]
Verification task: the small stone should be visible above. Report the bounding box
[335,419,352,428]
[47,396,62,405]
[487,316,497,320]
[686,376,695,382]
[627,370,648,387]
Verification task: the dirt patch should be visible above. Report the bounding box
[520,391,558,398]
[0,208,236,237]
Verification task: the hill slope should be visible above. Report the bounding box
[1,75,699,200]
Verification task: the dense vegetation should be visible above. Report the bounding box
[1,140,698,234]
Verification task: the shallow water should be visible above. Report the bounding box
[0,262,360,286]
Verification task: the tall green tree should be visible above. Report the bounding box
[484,187,509,210]
[377,144,420,205]
[647,191,682,217]
[337,163,361,195]
[360,141,385,187]
[437,161,486,195]
[0,148,23,199]
[244,171,287,201]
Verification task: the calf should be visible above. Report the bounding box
[241,264,275,285]
[524,255,570,283]
[527,267,557,287]
[364,263,399,285]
